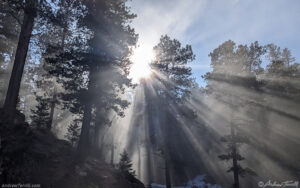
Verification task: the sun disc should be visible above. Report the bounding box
[129,45,154,83]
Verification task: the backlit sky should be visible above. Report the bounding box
[128,0,300,86]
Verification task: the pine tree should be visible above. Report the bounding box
[119,150,135,177]
[46,0,138,159]
[76,0,137,158]
[151,35,195,101]
[218,124,256,188]
[281,48,295,67]
[266,44,298,77]
[0,1,19,66]
[3,0,40,120]
[2,0,74,121]
[150,35,195,188]
[204,40,265,188]
[65,119,81,147]
[30,95,50,129]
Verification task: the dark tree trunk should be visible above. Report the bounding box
[110,139,114,165]
[77,69,96,159]
[1,49,16,101]
[4,0,37,121]
[165,158,171,188]
[164,105,172,188]
[93,122,101,149]
[143,82,154,185]
[137,141,141,179]
[231,125,239,188]
[77,99,92,159]
[93,124,99,147]
[48,92,56,130]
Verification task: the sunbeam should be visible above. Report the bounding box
[1,1,299,187]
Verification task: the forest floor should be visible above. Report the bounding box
[0,110,144,188]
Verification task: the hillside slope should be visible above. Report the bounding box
[0,110,144,188]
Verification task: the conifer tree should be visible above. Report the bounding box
[266,44,299,77]
[119,150,135,177]
[0,1,19,65]
[218,122,256,188]
[2,0,77,121]
[204,40,265,188]
[47,0,137,159]
[151,35,195,101]
[65,119,81,147]
[3,0,42,120]
[30,95,50,129]
[150,35,195,188]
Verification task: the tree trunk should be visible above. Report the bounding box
[137,141,141,179]
[77,99,92,159]
[229,94,240,188]
[99,132,106,159]
[231,125,239,188]
[165,158,171,188]
[93,121,101,149]
[143,82,154,185]
[110,138,114,165]
[164,104,172,188]
[4,0,37,121]
[48,91,56,130]
[1,49,16,105]
[77,69,96,159]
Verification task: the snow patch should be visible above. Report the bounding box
[151,175,222,188]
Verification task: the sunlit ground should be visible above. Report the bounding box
[129,44,154,83]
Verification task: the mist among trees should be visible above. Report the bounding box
[0,0,299,188]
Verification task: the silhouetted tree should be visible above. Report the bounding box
[218,120,256,188]
[204,40,265,188]
[150,35,195,188]
[0,2,19,92]
[3,0,40,120]
[77,0,137,159]
[30,95,50,129]
[65,119,81,147]
[266,44,299,77]
[119,150,135,177]
[2,0,78,121]
[46,0,137,159]
[151,35,195,101]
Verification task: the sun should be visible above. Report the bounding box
[129,44,154,83]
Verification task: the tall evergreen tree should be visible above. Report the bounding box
[3,0,39,120]
[119,150,135,177]
[76,0,137,159]
[65,119,81,147]
[47,0,137,159]
[203,40,266,188]
[30,95,50,129]
[0,1,19,65]
[266,44,299,77]
[151,35,195,101]
[218,116,256,188]
[2,0,70,121]
[150,35,195,188]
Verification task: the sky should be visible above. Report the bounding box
[128,0,300,87]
